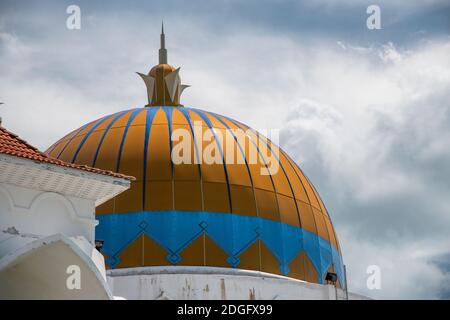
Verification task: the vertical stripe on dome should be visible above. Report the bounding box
[279,148,322,219]
[221,118,288,268]
[162,106,175,209]
[222,116,281,212]
[277,146,332,279]
[55,122,91,159]
[92,110,130,167]
[302,171,342,253]
[300,173,335,279]
[269,136,332,281]
[248,129,316,277]
[220,115,286,269]
[208,112,259,216]
[162,107,174,174]
[231,120,304,227]
[46,127,79,155]
[277,148,327,254]
[178,107,204,210]
[71,114,112,163]
[191,108,233,212]
[115,108,143,172]
[142,107,159,210]
[304,172,329,216]
[254,131,302,228]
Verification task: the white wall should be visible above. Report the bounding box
[0,234,112,300]
[0,182,97,248]
[107,267,369,300]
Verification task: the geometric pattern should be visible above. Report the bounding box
[96,210,344,285]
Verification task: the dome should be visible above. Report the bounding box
[149,63,177,76]
[46,106,344,286]
[45,25,344,287]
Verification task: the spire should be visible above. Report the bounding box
[159,21,167,64]
[137,23,190,107]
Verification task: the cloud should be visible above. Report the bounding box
[280,39,450,298]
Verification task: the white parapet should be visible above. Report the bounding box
[107,266,369,300]
[0,233,112,299]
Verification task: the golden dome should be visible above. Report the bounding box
[46,106,343,286]
[149,63,176,76]
[45,25,344,286]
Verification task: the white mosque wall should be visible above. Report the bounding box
[107,266,369,300]
[0,182,97,247]
[0,179,112,299]
[0,234,112,299]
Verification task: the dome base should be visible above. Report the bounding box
[106,266,367,300]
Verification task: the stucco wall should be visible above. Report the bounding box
[107,266,369,300]
[0,182,97,247]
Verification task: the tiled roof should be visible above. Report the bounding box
[0,125,134,181]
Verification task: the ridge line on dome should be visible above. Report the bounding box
[225,116,290,271]
[276,147,336,280]
[161,106,175,210]
[299,165,343,257]
[209,113,259,213]
[221,115,281,215]
[177,107,205,211]
[55,122,91,159]
[298,171,338,272]
[210,112,263,271]
[231,118,333,278]
[191,108,233,213]
[92,109,131,167]
[142,107,159,210]
[250,128,309,274]
[282,148,342,256]
[116,108,143,173]
[52,116,107,156]
[253,129,304,230]
[71,114,112,163]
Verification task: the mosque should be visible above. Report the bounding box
[0,25,366,299]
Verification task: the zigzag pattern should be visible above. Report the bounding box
[97,210,344,285]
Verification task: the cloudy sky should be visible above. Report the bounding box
[1,0,449,299]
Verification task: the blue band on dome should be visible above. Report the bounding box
[96,210,344,286]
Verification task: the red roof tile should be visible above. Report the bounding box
[0,126,134,181]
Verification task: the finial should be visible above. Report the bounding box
[159,21,167,64]
[137,24,190,107]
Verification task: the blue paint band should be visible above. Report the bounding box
[96,210,344,285]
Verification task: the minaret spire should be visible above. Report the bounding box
[137,23,190,107]
[159,21,168,64]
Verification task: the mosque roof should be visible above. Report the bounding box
[45,24,345,287]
